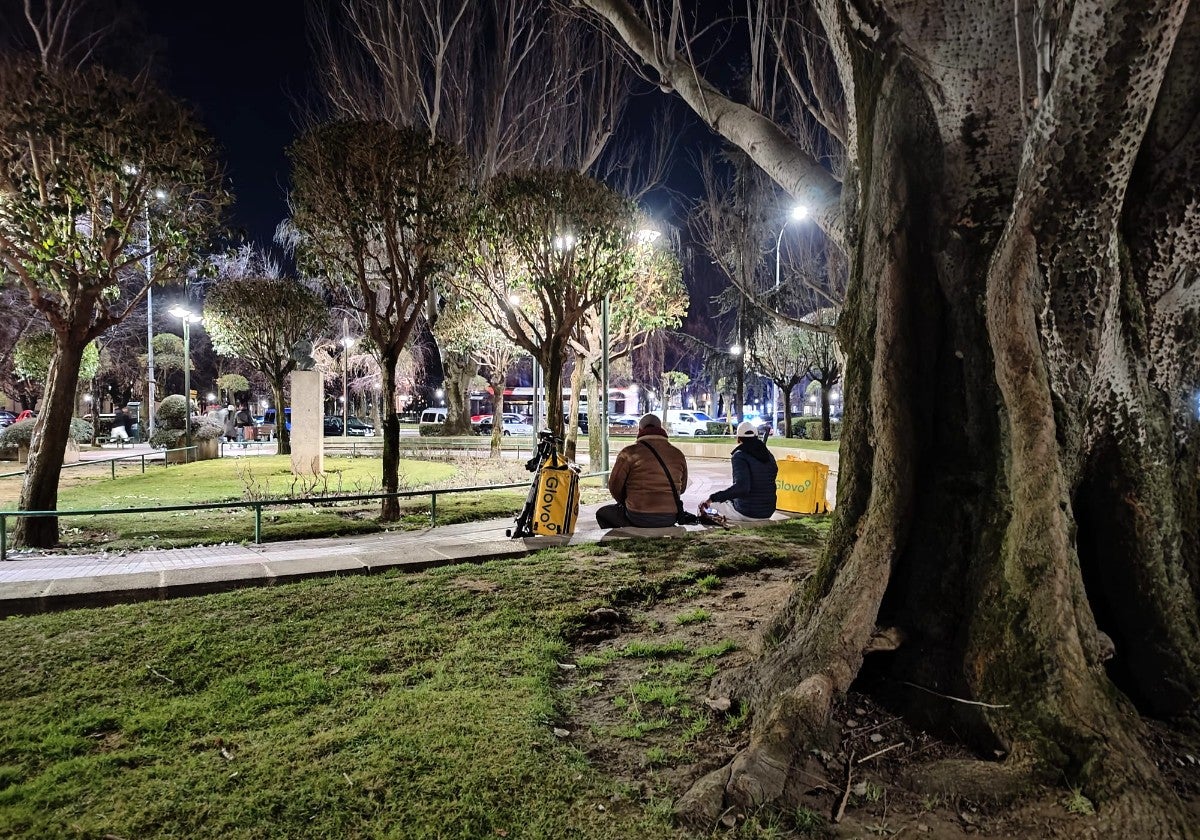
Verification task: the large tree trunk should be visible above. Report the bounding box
[441,350,475,436]
[652,3,1200,835]
[489,372,505,457]
[13,336,86,547]
[564,360,585,462]
[587,369,604,467]
[540,341,566,443]
[271,377,290,455]
[380,354,402,522]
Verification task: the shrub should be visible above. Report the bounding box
[419,422,445,437]
[705,421,729,435]
[192,416,224,441]
[150,427,184,449]
[0,419,34,447]
[789,418,807,437]
[156,394,189,430]
[70,417,95,443]
[804,419,841,441]
[0,417,94,446]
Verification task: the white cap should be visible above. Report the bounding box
[736,421,758,438]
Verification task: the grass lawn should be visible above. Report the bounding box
[0,519,826,839]
[1,455,606,552]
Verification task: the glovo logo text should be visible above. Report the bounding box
[776,478,813,493]
[537,474,562,533]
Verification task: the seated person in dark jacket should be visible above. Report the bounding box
[703,421,778,521]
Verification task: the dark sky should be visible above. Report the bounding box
[140,0,310,248]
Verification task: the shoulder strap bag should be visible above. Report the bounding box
[639,441,698,525]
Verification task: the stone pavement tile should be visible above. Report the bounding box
[428,539,537,562]
[28,571,165,614]
[262,555,368,584]
[160,562,270,599]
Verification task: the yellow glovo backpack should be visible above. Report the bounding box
[529,450,580,536]
[508,432,581,538]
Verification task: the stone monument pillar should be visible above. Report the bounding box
[289,369,324,477]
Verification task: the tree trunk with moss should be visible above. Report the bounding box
[584,0,1200,833]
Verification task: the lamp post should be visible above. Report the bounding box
[773,204,810,290]
[730,342,744,425]
[169,305,201,454]
[341,317,355,437]
[771,205,809,423]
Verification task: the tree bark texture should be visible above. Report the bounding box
[441,350,476,436]
[13,337,86,547]
[271,378,291,456]
[582,0,1200,833]
[380,354,402,522]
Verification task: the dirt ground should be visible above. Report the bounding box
[560,543,1200,839]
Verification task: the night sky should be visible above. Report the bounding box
[135,1,731,347]
[139,0,310,248]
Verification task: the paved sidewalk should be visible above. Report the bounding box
[0,449,837,617]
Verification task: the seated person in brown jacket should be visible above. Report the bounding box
[596,413,689,528]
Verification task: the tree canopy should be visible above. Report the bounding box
[0,53,225,548]
[203,276,329,455]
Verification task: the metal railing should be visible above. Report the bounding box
[0,470,608,561]
[0,445,198,480]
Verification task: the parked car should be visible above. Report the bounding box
[323,416,343,436]
[420,408,448,424]
[477,412,534,436]
[665,409,713,436]
[0,410,16,429]
[345,416,375,436]
[14,409,36,423]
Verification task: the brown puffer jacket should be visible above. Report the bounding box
[607,435,689,517]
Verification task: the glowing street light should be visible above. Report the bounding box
[168,305,201,454]
[773,203,811,289]
[341,323,356,436]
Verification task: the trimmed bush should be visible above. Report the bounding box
[70,417,95,443]
[0,417,93,447]
[192,416,224,441]
[156,394,189,430]
[705,421,730,436]
[419,422,445,437]
[0,419,34,447]
[150,427,183,449]
[804,419,841,441]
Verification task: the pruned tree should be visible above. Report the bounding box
[460,168,637,439]
[582,0,1200,833]
[434,301,520,455]
[309,0,636,434]
[0,55,225,548]
[284,121,469,520]
[568,232,687,462]
[746,321,816,438]
[202,276,329,455]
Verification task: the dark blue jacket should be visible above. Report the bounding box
[710,438,778,518]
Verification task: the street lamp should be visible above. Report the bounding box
[730,343,745,424]
[125,166,170,437]
[773,203,810,290]
[168,305,201,454]
[341,329,355,436]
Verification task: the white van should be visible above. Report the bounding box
[666,409,712,436]
[420,408,448,424]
